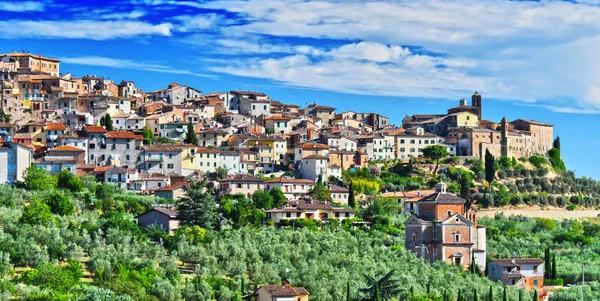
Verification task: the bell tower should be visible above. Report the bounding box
[472,91,482,121]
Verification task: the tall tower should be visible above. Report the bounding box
[472,91,482,121]
[500,117,509,157]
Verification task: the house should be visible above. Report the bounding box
[154,181,187,200]
[263,115,292,134]
[102,131,144,168]
[329,185,349,205]
[0,141,32,184]
[329,150,355,170]
[390,127,443,160]
[294,142,329,162]
[218,174,264,197]
[197,147,220,174]
[142,145,183,175]
[263,176,315,200]
[145,82,202,105]
[404,182,486,271]
[307,104,336,125]
[99,166,138,189]
[36,145,86,175]
[159,120,187,141]
[488,258,544,289]
[246,281,309,301]
[197,128,230,148]
[45,122,67,147]
[299,155,329,181]
[58,131,89,163]
[136,207,180,234]
[265,199,354,224]
[82,125,107,166]
[220,151,244,175]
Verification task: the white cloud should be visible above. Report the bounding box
[99,10,147,20]
[60,56,212,77]
[0,20,172,40]
[0,1,44,12]
[174,14,223,32]
[209,42,508,100]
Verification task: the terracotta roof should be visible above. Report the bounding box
[105,131,144,140]
[260,285,309,297]
[329,185,349,193]
[196,147,220,153]
[299,142,329,150]
[303,155,328,160]
[220,174,263,183]
[418,192,466,204]
[50,145,85,152]
[94,165,113,173]
[264,115,292,121]
[84,125,107,133]
[154,181,187,192]
[263,176,315,184]
[403,190,436,198]
[491,258,544,267]
[143,145,183,152]
[45,122,66,131]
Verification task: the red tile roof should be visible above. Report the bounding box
[84,125,107,133]
[263,176,315,184]
[105,131,143,140]
[45,122,66,131]
[299,142,329,150]
[50,145,85,152]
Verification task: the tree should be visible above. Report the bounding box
[553,136,561,150]
[252,190,274,209]
[317,174,323,186]
[488,286,493,301]
[57,169,83,192]
[457,290,462,301]
[269,187,287,208]
[503,287,508,301]
[518,290,523,301]
[105,113,113,131]
[184,121,198,145]
[346,281,351,301]
[544,248,550,278]
[422,145,449,174]
[177,179,218,230]
[348,181,356,208]
[359,270,401,301]
[484,149,496,184]
[20,199,55,225]
[0,110,10,122]
[473,288,479,301]
[309,180,332,201]
[469,253,478,274]
[44,191,75,216]
[215,166,228,180]
[551,254,557,279]
[458,172,472,202]
[23,165,57,191]
[532,289,538,301]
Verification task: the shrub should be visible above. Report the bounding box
[567,204,576,211]
[510,195,523,205]
[556,196,567,207]
[529,156,547,168]
[544,278,564,286]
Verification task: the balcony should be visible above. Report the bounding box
[146,155,164,162]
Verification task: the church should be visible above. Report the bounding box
[404,182,486,271]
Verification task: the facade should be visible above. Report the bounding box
[391,128,443,159]
[197,147,220,174]
[488,258,544,289]
[142,145,183,175]
[263,176,315,200]
[329,185,349,205]
[220,151,243,175]
[405,182,486,271]
[0,142,32,184]
[251,283,309,301]
[136,207,180,234]
[299,155,329,181]
[197,128,229,148]
[265,199,355,224]
[218,175,264,197]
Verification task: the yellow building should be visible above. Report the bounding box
[175,145,199,176]
[0,52,60,76]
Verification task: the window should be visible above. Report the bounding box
[126,144,130,149]
[126,155,130,160]
[90,154,94,160]
[533,279,538,286]
[286,212,291,218]
[412,233,416,242]
[410,139,415,144]
[424,210,429,217]
[454,232,460,242]
[159,163,163,169]
[167,163,174,169]
[533,266,538,273]
[447,210,452,216]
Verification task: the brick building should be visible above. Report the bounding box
[405,182,486,271]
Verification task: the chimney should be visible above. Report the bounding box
[459,98,466,106]
[282,279,290,287]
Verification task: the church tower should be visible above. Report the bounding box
[472,91,482,121]
[500,117,509,157]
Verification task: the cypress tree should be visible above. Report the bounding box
[551,254,557,279]
[484,149,496,184]
[184,121,198,145]
[375,284,382,301]
[443,290,447,301]
[427,281,431,295]
[410,286,414,297]
[457,290,462,301]
[105,113,113,131]
[544,248,550,278]
[553,136,561,150]
[503,287,508,301]
[473,288,479,301]
[346,281,351,301]
[518,290,523,301]
[532,290,538,301]
[488,286,493,301]
[348,181,356,208]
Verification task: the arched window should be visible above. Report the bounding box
[453,231,460,242]
[412,233,416,242]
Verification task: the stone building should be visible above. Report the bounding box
[405,182,486,271]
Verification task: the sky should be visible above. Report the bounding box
[1,0,599,179]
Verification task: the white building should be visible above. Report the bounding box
[220,151,244,175]
[263,176,315,200]
[299,155,329,181]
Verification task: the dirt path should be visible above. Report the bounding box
[477,207,599,219]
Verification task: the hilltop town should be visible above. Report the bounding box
[0,51,554,190]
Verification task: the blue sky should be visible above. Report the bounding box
[2,0,600,178]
